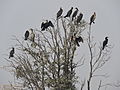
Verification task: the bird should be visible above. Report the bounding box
[9,47,15,58]
[76,36,84,43]
[90,12,96,25]
[77,13,83,24]
[41,20,54,31]
[72,7,79,21]
[30,28,35,42]
[41,20,49,31]
[75,36,83,46]
[64,7,73,18]
[57,7,63,19]
[24,30,29,40]
[102,37,108,50]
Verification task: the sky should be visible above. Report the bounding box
[0,0,120,90]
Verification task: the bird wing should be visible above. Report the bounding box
[90,13,96,24]
[77,36,83,43]
[75,39,80,46]
[49,21,54,27]
[57,8,63,18]
[25,31,29,40]
[102,39,108,50]
[41,22,44,28]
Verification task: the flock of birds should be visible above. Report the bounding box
[56,7,96,25]
[9,7,109,59]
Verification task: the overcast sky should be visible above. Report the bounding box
[0,0,120,90]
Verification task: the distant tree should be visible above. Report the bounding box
[7,8,114,90]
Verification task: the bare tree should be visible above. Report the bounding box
[87,25,112,90]
[6,8,114,90]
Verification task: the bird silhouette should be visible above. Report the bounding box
[77,13,83,24]
[72,7,79,21]
[41,20,54,31]
[75,36,83,46]
[41,20,49,31]
[57,7,63,19]
[90,12,96,25]
[24,30,29,40]
[102,37,108,50]
[64,7,73,18]
[9,47,15,58]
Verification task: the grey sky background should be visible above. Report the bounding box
[0,0,120,90]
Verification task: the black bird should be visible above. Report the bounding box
[57,8,63,19]
[9,47,15,58]
[102,37,108,50]
[64,7,73,18]
[90,12,96,25]
[41,20,54,31]
[77,13,83,24]
[72,7,79,21]
[24,30,29,40]
[75,36,83,46]
[41,21,49,31]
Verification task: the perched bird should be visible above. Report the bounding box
[9,47,15,58]
[41,20,54,31]
[90,12,96,25]
[30,28,35,42]
[72,7,79,21]
[102,37,108,50]
[24,30,29,40]
[77,13,83,24]
[41,20,49,31]
[75,36,83,46]
[64,7,73,18]
[57,7,63,19]
[77,36,84,43]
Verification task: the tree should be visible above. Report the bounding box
[7,8,113,90]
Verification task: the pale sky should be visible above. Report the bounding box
[0,0,120,90]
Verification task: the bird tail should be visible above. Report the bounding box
[41,28,45,31]
[76,42,80,46]
[102,46,105,50]
[76,40,80,46]
[89,22,92,25]
[9,55,14,59]
[24,38,27,40]
[64,15,67,18]
[90,21,95,25]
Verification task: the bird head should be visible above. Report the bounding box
[71,7,73,10]
[46,20,48,23]
[12,47,14,50]
[105,37,108,39]
[30,28,33,32]
[60,7,62,10]
[80,12,83,15]
[94,12,96,16]
[75,7,78,10]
